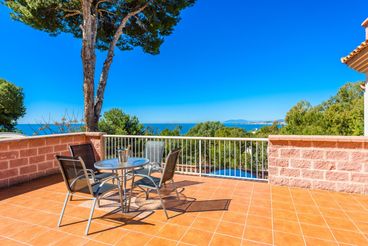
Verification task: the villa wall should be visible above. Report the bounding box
[268,135,368,194]
[0,132,105,188]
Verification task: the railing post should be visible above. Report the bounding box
[199,140,202,176]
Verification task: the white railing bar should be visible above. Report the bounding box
[104,135,268,141]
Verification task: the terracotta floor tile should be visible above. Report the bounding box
[273,218,301,234]
[228,202,249,213]
[125,220,165,235]
[248,206,271,218]
[146,236,177,246]
[11,225,49,243]
[294,205,320,215]
[191,216,219,232]
[301,224,335,241]
[331,228,368,245]
[305,237,338,246]
[2,173,368,246]
[180,228,213,246]
[243,226,273,244]
[222,211,247,224]
[29,229,68,245]
[355,221,368,234]
[273,231,304,246]
[116,231,153,246]
[53,234,90,246]
[0,237,28,246]
[92,227,128,244]
[210,233,242,246]
[216,220,244,238]
[197,210,224,220]
[0,221,33,237]
[319,208,347,219]
[156,223,187,240]
[324,216,359,231]
[246,215,272,229]
[272,201,294,210]
[166,213,197,226]
[272,209,298,222]
[83,240,107,246]
[241,239,272,245]
[298,213,327,226]
[346,211,368,222]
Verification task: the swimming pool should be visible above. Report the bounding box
[209,168,256,178]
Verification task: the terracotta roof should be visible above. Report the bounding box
[362,18,368,28]
[341,40,368,64]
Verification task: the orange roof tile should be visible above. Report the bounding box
[341,40,368,64]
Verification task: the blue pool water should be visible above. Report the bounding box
[209,169,256,178]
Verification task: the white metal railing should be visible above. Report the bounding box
[104,135,268,181]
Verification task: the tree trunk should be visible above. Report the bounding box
[81,0,98,131]
[81,1,149,131]
[94,3,150,120]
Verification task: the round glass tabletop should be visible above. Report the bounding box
[94,157,150,170]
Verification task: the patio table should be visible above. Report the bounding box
[94,157,149,212]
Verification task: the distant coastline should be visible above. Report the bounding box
[223,119,285,125]
[16,122,277,136]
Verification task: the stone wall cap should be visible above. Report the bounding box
[84,132,106,137]
[269,135,368,142]
[0,132,88,143]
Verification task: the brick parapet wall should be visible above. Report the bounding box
[0,132,105,188]
[268,135,368,194]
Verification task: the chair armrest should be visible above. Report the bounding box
[76,169,96,183]
[134,173,159,188]
[98,173,119,187]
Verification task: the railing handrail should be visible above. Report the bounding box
[103,134,268,142]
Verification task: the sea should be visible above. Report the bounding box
[16,123,271,136]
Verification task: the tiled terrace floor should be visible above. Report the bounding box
[0,174,368,246]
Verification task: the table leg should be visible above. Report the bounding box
[122,169,127,212]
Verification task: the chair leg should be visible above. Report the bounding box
[58,192,70,227]
[85,198,97,236]
[145,188,150,199]
[127,185,134,212]
[97,197,101,207]
[171,179,180,200]
[122,170,127,208]
[126,173,134,212]
[156,189,169,219]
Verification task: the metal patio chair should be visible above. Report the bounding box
[133,141,165,176]
[128,148,181,219]
[69,143,115,183]
[56,155,123,235]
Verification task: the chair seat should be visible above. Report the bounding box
[132,162,162,176]
[134,176,161,189]
[95,172,115,181]
[92,183,118,196]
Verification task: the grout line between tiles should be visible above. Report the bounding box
[307,189,339,244]
[288,188,307,246]
[241,182,255,245]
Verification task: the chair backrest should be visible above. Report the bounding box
[145,141,165,165]
[160,148,181,186]
[55,155,93,195]
[69,143,97,172]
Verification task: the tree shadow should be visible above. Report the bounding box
[0,174,63,201]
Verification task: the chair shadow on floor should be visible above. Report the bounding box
[124,180,231,219]
[60,179,230,235]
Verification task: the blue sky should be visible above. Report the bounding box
[1,0,367,123]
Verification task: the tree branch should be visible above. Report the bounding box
[93,1,152,118]
[62,8,82,19]
[95,0,112,11]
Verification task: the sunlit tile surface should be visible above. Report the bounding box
[0,174,367,245]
